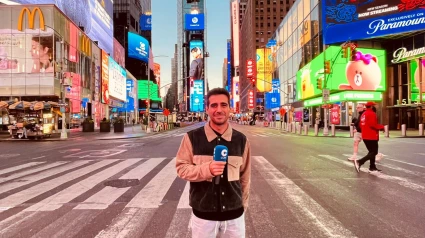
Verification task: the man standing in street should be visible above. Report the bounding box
[348,104,364,161]
[354,102,384,173]
[176,88,251,237]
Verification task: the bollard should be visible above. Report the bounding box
[331,124,336,137]
[401,124,406,137]
[287,122,290,132]
[314,124,319,136]
[384,125,389,137]
[299,124,302,135]
[350,126,354,137]
[293,122,297,134]
[419,124,424,136]
[304,125,309,135]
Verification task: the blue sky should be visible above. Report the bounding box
[152,0,230,94]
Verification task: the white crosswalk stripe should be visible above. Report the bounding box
[0,153,424,237]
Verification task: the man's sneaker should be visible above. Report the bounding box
[353,160,360,173]
[375,153,384,162]
[369,168,382,173]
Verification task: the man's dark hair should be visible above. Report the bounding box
[206,88,230,107]
[191,47,201,53]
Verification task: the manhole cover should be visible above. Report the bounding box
[104,179,140,188]
[0,154,20,158]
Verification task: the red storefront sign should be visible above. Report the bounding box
[248,90,254,109]
[246,59,256,79]
[331,104,340,125]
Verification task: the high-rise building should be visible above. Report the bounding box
[222,58,228,88]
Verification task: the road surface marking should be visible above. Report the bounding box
[177,182,190,209]
[253,156,356,238]
[0,160,118,210]
[26,159,140,211]
[0,161,90,194]
[0,161,68,184]
[64,150,126,159]
[126,158,177,208]
[319,155,425,194]
[75,158,166,210]
[0,162,45,176]
[31,156,46,160]
[343,153,425,170]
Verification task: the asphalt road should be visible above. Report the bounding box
[0,122,424,238]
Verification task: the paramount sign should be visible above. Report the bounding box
[367,13,425,36]
[392,47,425,64]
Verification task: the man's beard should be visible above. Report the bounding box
[211,117,226,125]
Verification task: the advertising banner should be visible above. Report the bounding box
[64,72,81,113]
[140,14,152,31]
[265,79,281,110]
[92,42,101,102]
[322,0,425,44]
[185,13,205,30]
[190,80,204,112]
[189,40,204,81]
[248,90,255,109]
[303,91,383,107]
[231,1,239,67]
[296,46,386,100]
[108,56,126,102]
[227,40,232,94]
[256,48,273,92]
[101,50,109,104]
[125,79,135,112]
[13,0,114,54]
[137,80,161,101]
[409,59,425,103]
[128,32,150,63]
[232,76,240,103]
[154,63,161,89]
[113,38,125,68]
[0,6,55,96]
[331,104,341,125]
[246,58,256,79]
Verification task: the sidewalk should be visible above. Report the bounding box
[0,122,197,142]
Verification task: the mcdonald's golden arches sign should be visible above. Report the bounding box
[17,7,45,31]
[80,34,91,57]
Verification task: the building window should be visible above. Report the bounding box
[267,23,271,27]
[267,8,270,12]
[274,22,277,27]
[260,23,264,27]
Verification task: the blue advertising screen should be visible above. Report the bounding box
[190,80,204,112]
[227,40,232,102]
[323,1,425,44]
[13,0,114,54]
[189,41,204,80]
[140,14,152,31]
[265,79,281,110]
[185,13,205,30]
[128,32,150,63]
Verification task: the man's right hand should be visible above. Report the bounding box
[209,161,226,176]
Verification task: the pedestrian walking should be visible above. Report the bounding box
[348,104,364,161]
[176,88,251,238]
[354,102,384,173]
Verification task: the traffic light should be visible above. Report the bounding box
[342,47,348,58]
[324,60,331,74]
[316,78,323,90]
[351,49,357,61]
[251,78,256,87]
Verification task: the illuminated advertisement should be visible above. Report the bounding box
[323,0,425,44]
[190,80,204,112]
[189,40,204,81]
[125,79,135,112]
[101,50,109,104]
[265,79,281,110]
[185,13,205,30]
[108,56,126,102]
[246,58,256,79]
[231,1,239,67]
[69,23,78,62]
[409,59,425,102]
[64,72,81,113]
[248,90,255,109]
[0,6,55,96]
[296,46,386,100]
[13,0,114,54]
[256,48,273,92]
[140,14,152,31]
[233,76,240,103]
[92,42,101,102]
[113,38,125,68]
[304,91,383,107]
[128,32,149,63]
[154,63,161,89]
[227,40,232,96]
[137,80,161,101]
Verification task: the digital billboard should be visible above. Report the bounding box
[185,13,205,30]
[154,63,161,89]
[12,0,114,54]
[265,79,281,110]
[189,40,204,81]
[128,32,150,63]
[323,0,425,44]
[227,40,232,95]
[108,56,126,102]
[256,48,273,92]
[231,1,240,67]
[190,80,204,112]
[0,6,55,96]
[137,80,161,101]
[113,38,125,68]
[140,14,152,31]
[296,46,386,100]
[101,50,109,104]
[64,72,81,113]
[409,59,425,102]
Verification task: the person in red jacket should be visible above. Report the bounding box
[354,102,384,173]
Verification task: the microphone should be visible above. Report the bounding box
[213,145,228,185]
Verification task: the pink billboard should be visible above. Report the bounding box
[64,72,81,113]
[113,38,125,68]
[69,23,78,63]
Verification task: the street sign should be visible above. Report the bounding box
[323,89,330,102]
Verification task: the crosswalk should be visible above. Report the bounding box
[0,153,424,237]
[249,131,295,138]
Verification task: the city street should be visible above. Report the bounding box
[0,122,424,238]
